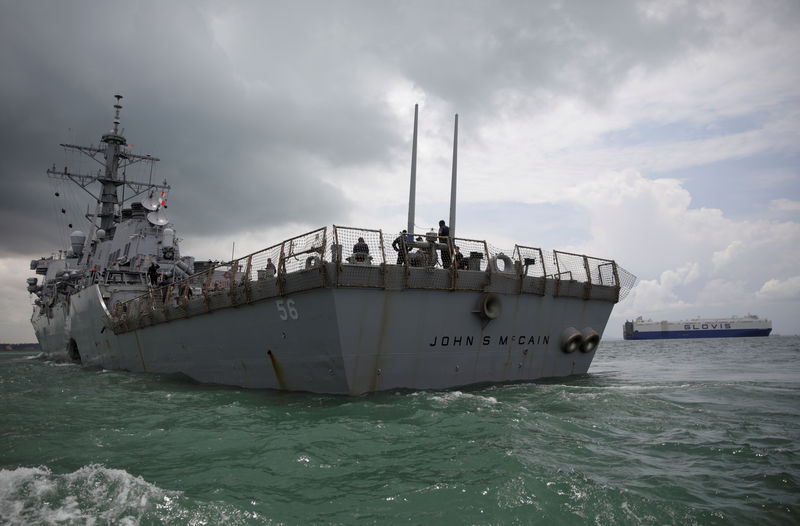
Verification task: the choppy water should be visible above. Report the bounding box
[2,337,798,525]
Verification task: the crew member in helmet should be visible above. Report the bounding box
[392,230,409,265]
[353,237,369,262]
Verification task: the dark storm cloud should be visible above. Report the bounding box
[0,1,394,255]
[312,0,714,112]
[0,0,740,257]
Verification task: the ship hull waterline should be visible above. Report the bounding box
[34,283,614,395]
[624,329,771,340]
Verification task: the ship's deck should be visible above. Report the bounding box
[109,226,636,334]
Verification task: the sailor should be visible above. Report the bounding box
[353,237,369,262]
[265,257,276,278]
[453,246,465,270]
[438,220,451,268]
[392,230,409,265]
[147,262,160,286]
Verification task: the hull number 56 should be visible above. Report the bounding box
[276,299,299,320]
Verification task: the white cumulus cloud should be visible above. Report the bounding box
[757,276,800,301]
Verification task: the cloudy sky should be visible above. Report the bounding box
[1,0,798,341]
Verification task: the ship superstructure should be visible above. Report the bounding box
[28,96,635,394]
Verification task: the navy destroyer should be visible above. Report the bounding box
[28,96,635,395]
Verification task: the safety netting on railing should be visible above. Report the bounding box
[551,250,581,282]
[276,227,328,293]
[332,226,386,288]
[199,227,328,302]
[513,245,547,295]
[109,225,636,333]
[458,238,490,272]
[616,265,637,301]
[513,246,545,277]
[589,256,617,288]
[450,237,491,291]
[548,250,631,300]
[382,231,410,267]
[483,243,521,296]
[111,228,327,332]
[385,234,492,291]
[403,232,455,290]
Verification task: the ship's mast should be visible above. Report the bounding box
[407,104,418,235]
[448,113,458,239]
[47,95,167,233]
[96,95,126,231]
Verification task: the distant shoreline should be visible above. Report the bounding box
[1,343,41,352]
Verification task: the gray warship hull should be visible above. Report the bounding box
[28,96,635,395]
[34,254,623,395]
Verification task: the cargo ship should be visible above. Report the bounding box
[623,315,772,340]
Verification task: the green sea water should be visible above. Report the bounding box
[2,337,798,525]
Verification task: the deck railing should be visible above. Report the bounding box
[109,226,636,333]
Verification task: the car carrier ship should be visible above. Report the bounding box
[623,315,772,340]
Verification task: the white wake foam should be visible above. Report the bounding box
[0,464,266,525]
[0,464,174,525]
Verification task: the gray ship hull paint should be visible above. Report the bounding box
[29,97,635,395]
[31,302,70,357]
[334,286,609,394]
[35,279,612,395]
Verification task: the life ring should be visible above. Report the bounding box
[305,255,321,269]
[560,327,583,353]
[580,327,600,353]
[490,253,516,275]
